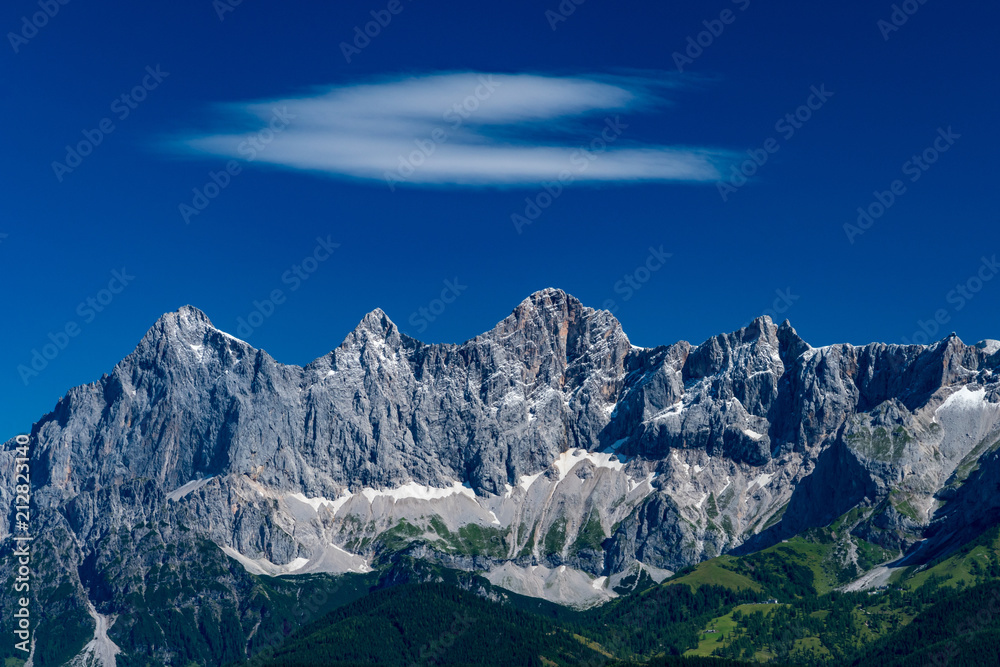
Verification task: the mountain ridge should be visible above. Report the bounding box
[5,288,1000,665]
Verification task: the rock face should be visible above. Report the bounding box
[4,288,1000,665]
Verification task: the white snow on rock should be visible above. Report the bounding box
[518,472,543,491]
[167,476,215,502]
[553,448,624,481]
[937,385,988,413]
[286,491,352,514]
[360,480,476,503]
[976,340,1000,355]
[932,385,1000,467]
[628,472,657,494]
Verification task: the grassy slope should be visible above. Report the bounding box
[684,604,779,658]
[668,557,763,593]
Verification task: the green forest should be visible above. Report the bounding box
[227,525,1000,666]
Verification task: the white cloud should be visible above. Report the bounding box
[176,72,729,188]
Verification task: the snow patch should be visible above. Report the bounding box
[167,476,215,502]
[518,472,543,492]
[628,472,656,494]
[287,491,352,514]
[976,340,1000,355]
[937,386,988,413]
[750,472,774,488]
[553,448,624,482]
[360,480,476,503]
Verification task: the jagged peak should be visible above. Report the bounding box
[343,307,401,347]
[499,288,624,338]
[141,305,215,344]
[515,288,582,313]
[776,319,811,365]
[166,305,213,329]
[939,331,962,345]
[359,307,396,331]
[130,306,253,363]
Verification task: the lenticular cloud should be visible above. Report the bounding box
[175,72,730,188]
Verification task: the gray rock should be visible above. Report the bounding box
[5,288,1000,664]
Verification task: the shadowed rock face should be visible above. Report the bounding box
[4,289,1000,661]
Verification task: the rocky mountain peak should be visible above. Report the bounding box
[341,307,403,350]
[152,304,214,338]
[12,288,1000,658]
[507,288,586,328]
[133,306,230,358]
[488,288,627,364]
[776,319,811,367]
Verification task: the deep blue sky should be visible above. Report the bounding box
[3,0,998,438]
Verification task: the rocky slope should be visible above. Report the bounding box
[3,288,1000,665]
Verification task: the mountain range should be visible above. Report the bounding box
[4,288,1000,666]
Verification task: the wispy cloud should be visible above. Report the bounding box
[173,72,730,187]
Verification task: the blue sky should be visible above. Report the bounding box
[2,0,998,437]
